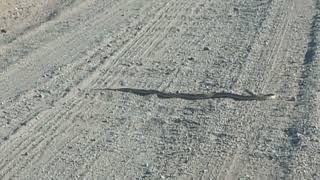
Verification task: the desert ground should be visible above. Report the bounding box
[0,0,319,179]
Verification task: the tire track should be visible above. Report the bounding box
[0,0,168,145]
[0,0,125,71]
[65,0,175,91]
[0,0,133,140]
[0,0,189,178]
[278,0,320,177]
[92,0,189,89]
[81,2,209,176]
[0,98,84,178]
[113,0,289,178]
[188,0,294,178]
[261,1,294,91]
[213,0,295,178]
[35,91,151,178]
[76,1,198,177]
[19,101,97,177]
[0,0,314,178]
[79,1,211,177]
[17,94,115,177]
[0,0,162,144]
[234,0,294,92]
[216,0,275,91]
[114,1,268,177]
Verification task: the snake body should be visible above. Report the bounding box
[93,88,276,101]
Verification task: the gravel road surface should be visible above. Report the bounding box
[0,0,320,179]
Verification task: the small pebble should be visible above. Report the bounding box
[1,29,7,33]
[203,46,210,51]
[287,97,296,101]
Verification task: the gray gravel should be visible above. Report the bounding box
[0,0,320,179]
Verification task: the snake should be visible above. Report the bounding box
[92,88,276,101]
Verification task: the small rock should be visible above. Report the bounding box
[144,169,152,175]
[187,57,194,60]
[203,46,210,51]
[287,97,296,101]
[20,122,27,126]
[34,94,44,98]
[3,136,9,141]
[0,29,6,33]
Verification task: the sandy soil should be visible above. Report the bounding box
[0,0,319,179]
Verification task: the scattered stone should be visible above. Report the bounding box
[203,46,210,51]
[136,26,142,30]
[20,121,27,126]
[144,169,152,175]
[187,57,194,60]
[3,136,9,141]
[119,80,125,86]
[287,97,296,101]
[40,93,45,98]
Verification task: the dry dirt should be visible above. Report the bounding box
[0,0,320,179]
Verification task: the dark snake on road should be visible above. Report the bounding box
[93,88,276,101]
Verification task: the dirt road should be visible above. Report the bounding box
[0,0,319,179]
